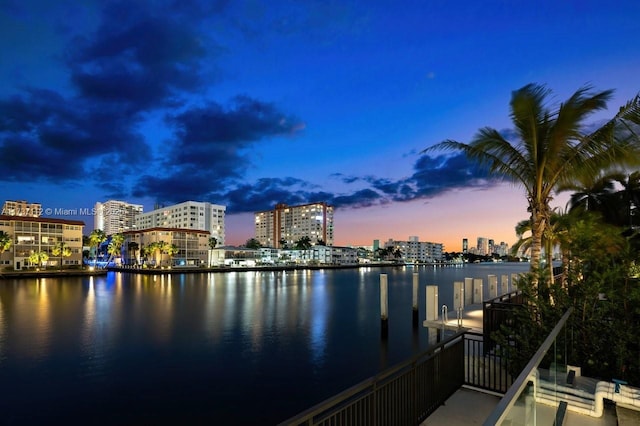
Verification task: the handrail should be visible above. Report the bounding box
[483,307,573,426]
[279,329,467,425]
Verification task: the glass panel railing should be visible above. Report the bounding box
[483,307,573,425]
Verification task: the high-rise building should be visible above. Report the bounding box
[134,201,226,245]
[477,237,488,255]
[2,200,42,217]
[462,238,468,253]
[255,202,334,248]
[94,200,143,236]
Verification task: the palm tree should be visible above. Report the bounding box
[294,236,312,250]
[245,238,262,249]
[0,231,12,269]
[106,233,125,266]
[51,241,72,270]
[425,84,640,287]
[165,243,179,267]
[155,241,169,266]
[141,244,153,267]
[127,241,139,265]
[279,238,288,249]
[208,237,218,267]
[392,247,403,262]
[558,170,622,214]
[29,251,49,269]
[613,171,640,228]
[28,252,40,269]
[89,229,107,266]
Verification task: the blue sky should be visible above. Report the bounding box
[1,0,639,249]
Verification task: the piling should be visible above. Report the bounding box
[501,274,509,295]
[412,273,419,327]
[488,274,498,299]
[380,274,388,339]
[473,278,483,304]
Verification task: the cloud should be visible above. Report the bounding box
[132,96,306,203]
[67,1,219,112]
[0,87,150,182]
[0,0,500,217]
[408,153,495,197]
[331,189,384,208]
[0,0,306,198]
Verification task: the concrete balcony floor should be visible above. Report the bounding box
[422,386,619,425]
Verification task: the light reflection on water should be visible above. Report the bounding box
[0,263,529,425]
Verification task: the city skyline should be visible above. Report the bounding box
[1,1,639,251]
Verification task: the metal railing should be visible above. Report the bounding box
[483,290,524,354]
[464,331,513,394]
[278,330,466,426]
[279,328,515,426]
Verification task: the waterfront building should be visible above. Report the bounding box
[254,202,334,248]
[94,200,143,236]
[2,200,42,217]
[384,236,444,263]
[121,227,210,266]
[286,245,358,265]
[0,215,84,270]
[134,201,226,245]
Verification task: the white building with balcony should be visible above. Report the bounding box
[135,201,226,245]
[94,200,143,236]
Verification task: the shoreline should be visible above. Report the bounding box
[108,262,403,275]
[0,261,466,279]
[0,269,108,279]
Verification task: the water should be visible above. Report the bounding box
[0,263,529,425]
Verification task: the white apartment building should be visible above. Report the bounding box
[208,245,358,267]
[2,200,42,217]
[94,200,143,236]
[121,227,210,266]
[0,215,84,270]
[384,236,444,263]
[134,201,225,245]
[255,202,334,248]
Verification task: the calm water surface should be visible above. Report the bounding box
[0,263,529,425]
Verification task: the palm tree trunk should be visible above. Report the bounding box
[530,211,545,288]
[561,252,570,289]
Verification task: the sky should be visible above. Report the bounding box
[1,0,639,251]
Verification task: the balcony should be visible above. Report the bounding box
[280,304,638,425]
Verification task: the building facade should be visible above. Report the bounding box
[209,245,358,267]
[384,236,444,263]
[0,215,84,270]
[121,227,210,266]
[477,237,488,256]
[255,202,334,248]
[2,200,42,217]
[134,201,226,245]
[94,200,143,236]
